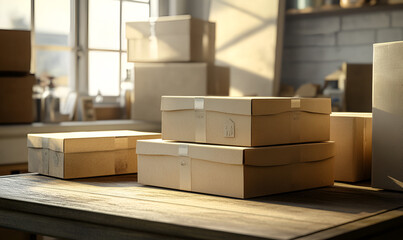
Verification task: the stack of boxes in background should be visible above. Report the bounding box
[137,96,335,198]
[126,15,230,123]
[0,30,34,123]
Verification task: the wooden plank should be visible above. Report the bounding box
[295,208,403,240]
[0,208,182,240]
[0,174,402,240]
[0,175,323,240]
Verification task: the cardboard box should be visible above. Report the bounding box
[27,130,161,179]
[137,139,335,199]
[132,63,229,123]
[372,41,403,191]
[126,15,215,63]
[162,96,331,147]
[330,112,372,182]
[0,74,35,123]
[339,63,372,112]
[0,30,31,72]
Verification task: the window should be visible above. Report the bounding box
[0,0,150,99]
[88,0,150,97]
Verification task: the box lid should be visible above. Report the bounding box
[331,112,372,119]
[136,139,335,167]
[126,15,194,39]
[27,130,161,153]
[161,96,331,116]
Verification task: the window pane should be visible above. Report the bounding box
[122,1,150,51]
[35,50,71,87]
[89,51,120,96]
[0,0,30,30]
[35,0,71,46]
[89,0,120,50]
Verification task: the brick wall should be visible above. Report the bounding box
[281,10,403,88]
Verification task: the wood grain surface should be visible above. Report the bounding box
[0,173,402,240]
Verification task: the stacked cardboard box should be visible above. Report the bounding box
[0,30,34,123]
[126,15,230,123]
[137,96,335,199]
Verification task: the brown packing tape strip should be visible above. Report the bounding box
[178,144,191,191]
[194,97,206,142]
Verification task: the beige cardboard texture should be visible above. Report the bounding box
[27,130,160,153]
[162,96,331,146]
[0,74,35,123]
[126,15,215,63]
[330,113,372,182]
[372,41,403,191]
[0,30,31,72]
[27,130,160,179]
[137,139,335,198]
[131,64,229,123]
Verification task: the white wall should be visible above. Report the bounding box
[156,0,285,96]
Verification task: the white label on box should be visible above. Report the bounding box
[179,157,192,191]
[224,118,235,138]
[194,97,205,110]
[178,144,189,156]
[291,98,301,109]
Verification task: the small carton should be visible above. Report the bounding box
[330,112,372,182]
[372,41,403,191]
[137,139,335,199]
[126,15,215,63]
[162,96,331,147]
[0,74,35,123]
[27,131,161,179]
[0,30,31,72]
[131,63,229,123]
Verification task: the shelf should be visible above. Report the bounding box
[286,3,403,18]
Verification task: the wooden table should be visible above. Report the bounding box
[0,174,402,240]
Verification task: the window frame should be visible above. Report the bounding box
[82,0,151,101]
[27,0,151,103]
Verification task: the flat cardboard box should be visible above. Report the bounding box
[137,139,335,199]
[0,30,31,72]
[162,96,331,147]
[0,74,35,123]
[126,15,215,63]
[27,130,161,179]
[131,63,229,123]
[330,112,372,182]
[372,41,403,192]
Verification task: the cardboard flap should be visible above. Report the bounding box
[244,142,335,167]
[27,131,160,153]
[161,96,331,115]
[126,15,192,39]
[136,139,244,165]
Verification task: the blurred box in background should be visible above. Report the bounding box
[126,15,215,63]
[0,74,35,123]
[339,63,372,112]
[131,63,229,123]
[330,112,372,182]
[0,30,31,73]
